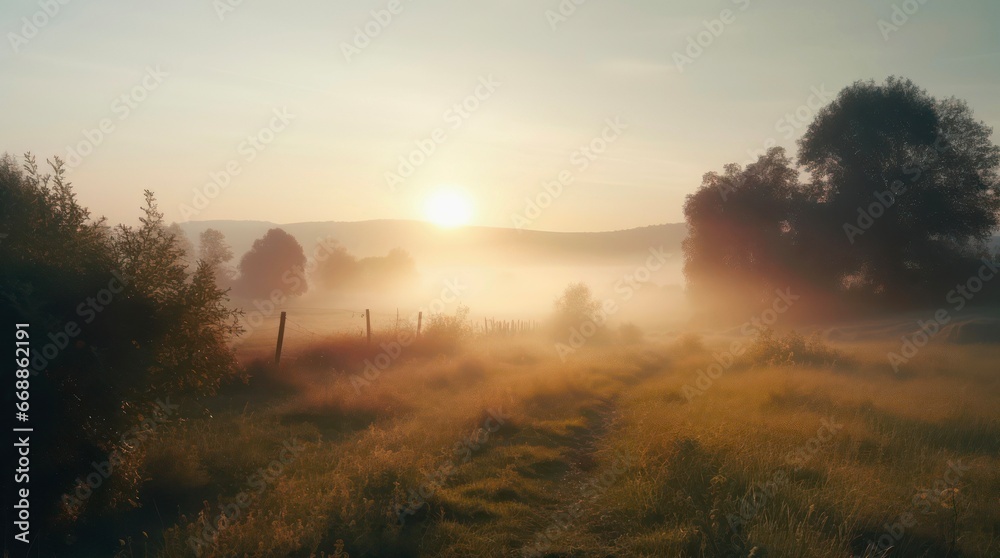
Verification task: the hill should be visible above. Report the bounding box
[177,220,689,267]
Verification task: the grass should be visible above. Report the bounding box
[93,330,1000,558]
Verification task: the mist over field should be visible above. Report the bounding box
[4,1,1000,558]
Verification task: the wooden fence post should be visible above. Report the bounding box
[365,309,371,345]
[417,311,423,338]
[274,311,287,366]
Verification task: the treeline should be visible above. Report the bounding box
[684,77,1000,320]
[172,226,418,300]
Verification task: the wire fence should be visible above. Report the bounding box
[234,306,539,361]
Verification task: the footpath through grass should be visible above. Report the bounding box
[98,334,1000,558]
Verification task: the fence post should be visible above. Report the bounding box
[417,311,423,338]
[274,311,287,366]
[365,309,371,345]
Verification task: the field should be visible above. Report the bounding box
[92,326,1000,558]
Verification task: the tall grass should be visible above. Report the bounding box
[98,331,1000,558]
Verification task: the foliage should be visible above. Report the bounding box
[742,328,843,368]
[233,227,308,299]
[313,242,418,292]
[684,77,1000,317]
[423,303,471,351]
[199,227,236,287]
[551,282,601,339]
[0,154,243,542]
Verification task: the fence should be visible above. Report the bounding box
[261,309,538,365]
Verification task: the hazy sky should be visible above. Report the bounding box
[2,0,998,231]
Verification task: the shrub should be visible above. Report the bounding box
[423,303,471,352]
[0,154,243,542]
[743,328,842,367]
[551,282,604,340]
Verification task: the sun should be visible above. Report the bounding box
[423,187,474,228]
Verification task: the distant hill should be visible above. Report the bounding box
[176,219,998,271]
[177,220,689,266]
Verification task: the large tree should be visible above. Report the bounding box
[683,147,802,316]
[797,77,1000,303]
[683,78,1000,316]
[233,228,308,299]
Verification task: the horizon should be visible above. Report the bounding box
[179,216,686,233]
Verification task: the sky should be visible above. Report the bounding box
[1,0,998,232]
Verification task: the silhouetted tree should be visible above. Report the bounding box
[797,77,1000,304]
[233,228,308,299]
[313,239,359,289]
[683,147,802,316]
[166,223,195,269]
[357,247,418,289]
[312,243,418,291]
[198,228,235,288]
[683,78,1000,316]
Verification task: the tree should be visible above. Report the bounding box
[0,154,243,544]
[198,228,235,287]
[313,238,359,289]
[682,78,1000,317]
[233,228,308,299]
[551,282,601,338]
[683,147,802,316]
[312,243,418,292]
[797,77,1000,304]
[166,223,195,269]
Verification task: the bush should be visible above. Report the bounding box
[743,328,843,367]
[551,282,603,340]
[0,154,243,542]
[423,303,471,351]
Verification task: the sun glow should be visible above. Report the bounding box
[423,187,474,228]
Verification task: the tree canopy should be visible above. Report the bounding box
[684,78,1000,318]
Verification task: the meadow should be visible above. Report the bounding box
[96,324,1000,558]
